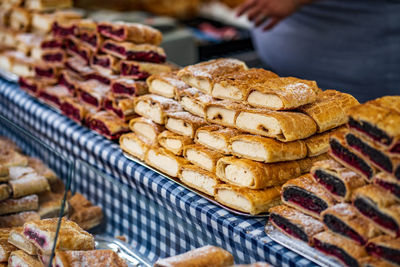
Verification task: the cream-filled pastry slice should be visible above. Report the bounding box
[9,173,50,198]
[158,130,193,156]
[205,100,247,128]
[0,195,39,216]
[195,125,241,154]
[230,135,307,163]
[0,185,10,201]
[25,0,73,10]
[165,111,207,138]
[128,117,164,144]
[120,132,152,161]
[179,88,215,118]
[180,165,219,196]
[8,228,37,255]
[8,250,41,267]
[183,144,223,173]
[147,71,189,99]
[134,94,181,124]
[9,7,31,32]
[145,147,188,177]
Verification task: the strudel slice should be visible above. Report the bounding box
[134,94,182,124]
[58,70,83,94]
[145,147,189,177]
[177,58,248,94]
[9,8,31,32]
[157,130,193,156]
[8,229,37,255]
[195,125,241,154]
[68,193,103,230]
[77,79,109,109]
[183,144,223,172]
[38,85,71,108]
[6,51,35,77]
[65,36,91,64]
[91,53,119,74]
[148,71,189,99]
[282,174,336,218]
[65,56,94,76]
[61,97,91,123]
[0,212,40,228]
[305,126,346,157]
[121,133,150,160]
[179,88,215,118]
[353,184,400,237]
[52,19,79,38]
[247,77,319,110]
[180,164,219,196]
[16,33,43,55]
[18,77,47,96]
[9,173,50,198]
[34,64,60,80]
[205,100,247,128]
[85,71,118,86]
[27,158,56,184]
[8,250,42,267]
[31,11,81,34]
[0,239,16,262]
[269,205,324,245]
[311,159,366,202]
[215,184,281,215]
[119,60,172,80]
[87,111,130,140]
[154,245,233,267]
[0,185,10,201]
[40,37,64,50]
[0,195,39,216]
[128,117,164,144]
[25,0,73,10]
[230,135,307,163]
[374,172,400,201]
[8,166,35,180]
[235,108,317,142]
[54,250,128,267]
[313,231,367,267]
[38,191,66,219]
[212,68,278,101]
[111,78,148,97]
[165,111,207,138]
[366,235,400,266]
[104,94,136,121]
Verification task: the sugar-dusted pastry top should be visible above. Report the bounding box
[313,231,367,258]
[55,249,128,267]
[353,184,398,207]
[134,94,181,111]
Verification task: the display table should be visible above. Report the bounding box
[0,79,317,266]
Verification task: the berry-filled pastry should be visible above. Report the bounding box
[103,94,136,121]
[134,94,181,124]
[18,77,51,96]
[183,144,223,173]
[373,172,400,201]
[119,60,172,80]
[111,78,148,97]
[64,56,94,77]
[58,70,83,94]
[157,130,193,156]
[40,37,64,50]
[366,235,400,266]
[86,111,129,140]
[52,19,79,38]
[180,164,220,196]
[90,53,119,75]
[40,49,66,67]
[60,97,92,123]
[128,117,164,144]
[65,36,92,64]
[31,11,81,34]
[77,79,109,109]
[37,85,71,108]
[148,71,189,99]
[8,228,37,255]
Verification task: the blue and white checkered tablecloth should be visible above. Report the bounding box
[0,79,318,266]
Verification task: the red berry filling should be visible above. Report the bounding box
[103,42,126,56]
[375,179,400,199]
[24,229,47,248]
[85,73,111,85]
[111,83,135,96]
[80,92,99,107]
[41,40,63,49]
[283,187,328,215]
[98,25,125,39]
[314,238,359,267]
[18,78,37,93]
[38,92,61,107]
[92,56,110,68]
[390,143,400,154]
[323,214,365,245]
[270,214,308,243]
[61,102,82,122]
[88,119,128,140]
[348,117,392,146]
[313,170,346,198]
[120,63,149,79]
[366,243,400,265]
[104,99,123,118]
[126,51,166,63]
[58,75,75,93]
[79,32,97,48]
[52,22,76,38]
[35,67,54,78]
[43,53,63,63]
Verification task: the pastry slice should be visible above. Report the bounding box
[180,164,219,196]
[77,79,109,108]
[216,157,303,189]
[54,250,128,267]
[76,19,97,34]
[40,49,66,67]
[183,144,223,172]
[148,71,189,99]
[8,250,42,267]
[104,94,136,121]
[60,97,91,123]
[16,33,43,55]
[305,126,346,157]
[134,94,182,124]
[31,11,81,34]
[0,151,28,169]
[23,218,95,254]
[235,108,317,142]
[34,64,60,80]
[230,135,307,163]
[177,58,248,94]
[195,125,241,154]
[281,174,336,218]
[0,8,11,27]
[25,0,72,10]
[37,85,71,108]
[19,77,46,95]
[0,195,39,216]
[154,245,233,267]
[6,51,35,77]
[353,184,400,237]
[119,60,172,80]
[101,40,166,63]
[65,56,94,76]
[165,111,207,138]
[322,203,381,245]
[51,19,79,38]
[58,70,83,94]
[0,52,14,73]
[8,229,37,255]
[91,53,119,74]
[313,231,367,267]
[205,100,247,128]
[0,212,40,228]
[366,235,400,266]
[27,158,57,184]
[85,71,118,86]
[212,68,278,101]
[311,159,366,202]
[145,146,189,177]
[120,133,152,160]
[65,36,91,64]
[68,193,103,230]
[179,87,215,118]
[9,173,50,198]
[215,184,281,215]
[111,78,148,97]
[40,37,64,50]
[269,204,324,245]
[8,166,35,180]
[87,111,130,140]
[0,239,16,262]
[374,172,400,201]
[157,130,193,156]
[128,117,164,144]
[9,7,31,32]
[1,30,18,49]
[38,191,66,219]
[0,185,10,201]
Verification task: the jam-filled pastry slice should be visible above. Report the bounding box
[353,184,400,237]
[183,144,223,173]
[58,70,83,94]
[145,146,189,177]
[216,156,303,189]
[8,228,37,255]
[37,85,71,108]
[9,7,31,32]
[247,77,320,110]
[177,58,248,94]
[0,211,40,228]
[8,250,41,267]
[0,184,10,201]
[111,78,148,97]
[23,218,95,254]
[299,90,359,133]
[119,60,172,80]
[305,126,346,157]
[128,117,164,144]
[9,173,50,198]
[60,97,91,123]
[165,111,207,138]
[40,49,66,67]
[87,111,130,140]
[18,77,49,96]
[64,56,94,76]
[282,174,336,218]
[40,37,64,50]
[235,108,317,142]
[97,21,162,45]
[34,64,60,81]
[212,68,278,101]
[148,71,189,99]
[230,134,307,163]
[104,94,136,121]
[77,79,109,108]
[269,204,324,245]
[322,203,381,245]
[85,71,118,86]
[0,195,39,216]
[134,94,182,124]
[25,0,73,10]
[313,231,367,267]
[179,88,216,118]
[366,235,400,266]
[205,99,249,128]
[374,172,400,201]
[179,164,219,196]
[31,10,81,34]
[52,19,80,38]
[54,249,128,267]
[90,53,119,74]
[65,36,92,64]
[195,125,241,154]
[157,130,193,156]
[311,159,366,202]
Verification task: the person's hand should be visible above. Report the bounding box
[237,0,312,31]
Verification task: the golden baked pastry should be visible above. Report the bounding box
[0,195,39,216]
[8,250,41,267]
[31,10,81,34]
[111,78,148,97]
[205,100,248,128]
[104,94,136,121]
[37,85,71,109]
[86,111,130,140]
[0,211,40,228]
[0,184,10,201]
[119,60,172,80]
[90,53,119,75]
[165,111,207,138]
[366,235,400,266]
[373,172,400,201]
[60,97,92,124]
[157,130,193,156]
[120,132,152,161]
[9,7,31,32]
[25,0,73,10]
[8,228,37,255]
[195,125,241,154]
[148,71,189,99]
[179,164,219,196]
[179,87,215,118]
[183,144,223,173]
[9,173,50,198]
[128,117,164,144]
[38,191,66,219]
[68,193,103,230]
[305,126,347,157]
[134,94,182,124]
[54,250,128,267]
[145,146,189,177]
[0,239,17,263]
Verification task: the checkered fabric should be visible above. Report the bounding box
[0,79,317,266]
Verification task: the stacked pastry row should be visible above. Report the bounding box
[2,217,128,267]
[120,58,359,215]
[0,137,103,231]
[269,96,400,267]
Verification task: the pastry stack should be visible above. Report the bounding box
[269,96,400,266]
[120,58,359,215]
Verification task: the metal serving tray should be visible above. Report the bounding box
[265,222,342,267]
[123,152,268,218]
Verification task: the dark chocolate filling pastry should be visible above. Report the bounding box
[346,133,392,173]
[126,50,166,63]
[313,170,346,198]
[79,32,97,48]
[85,73,111,85]
[52,22,76,38]
[270,214,308,243]
[38,92,61,107]
[92,56,110,68]
[60,102,81,122]
[354,197,400,236]
[80,91,99,107]
[103,42,126,56]
[330,139,374,179]
[390,143,400,154]
[41,39,63,49]
[58,74,75,93]
[35,67,54,78]
[111,83,135,95]
[366,243,400,265]
[323,214,366,245]
[348,117,393,146]
[19,78,37,93]
[24,229,46,248]
[375,179,400,199]
[120,63,149,80]
[282,187,328,215]
[314,238,359,267]
[42,53,63,62]
[98,25,125,39]
[88,119,128,140]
